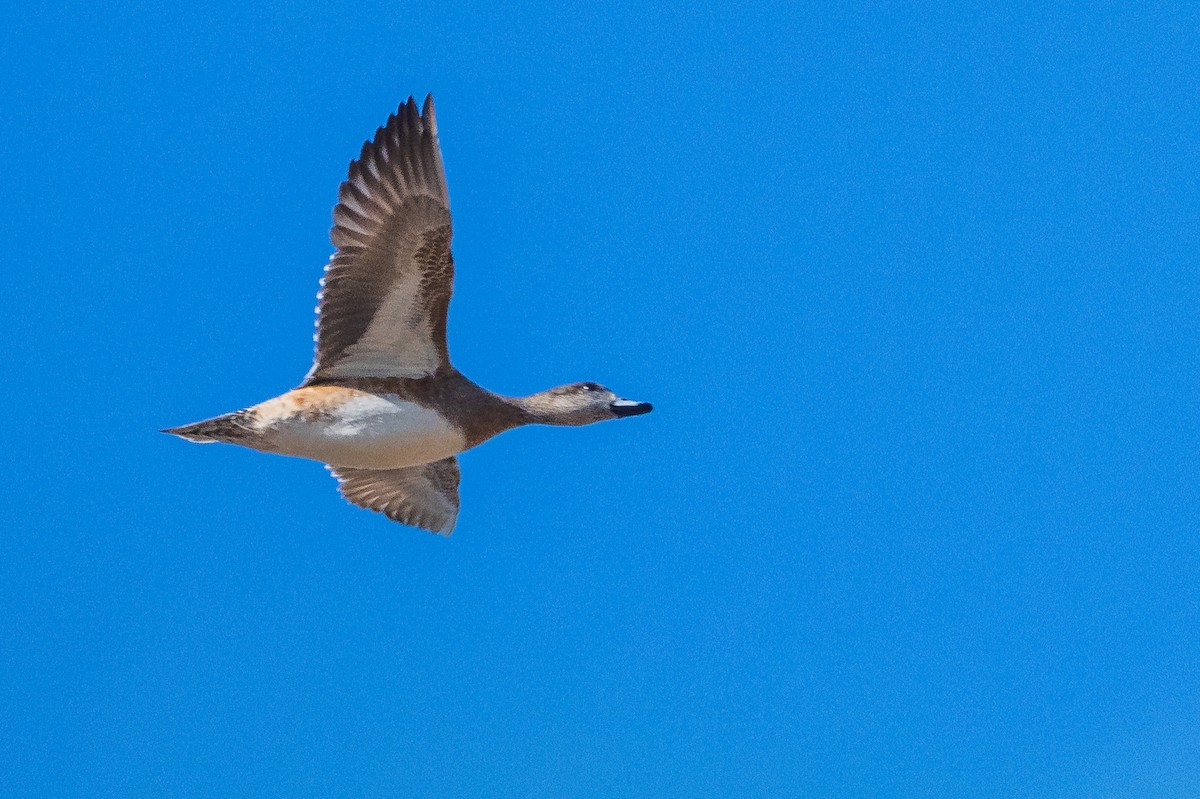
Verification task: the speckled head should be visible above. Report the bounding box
[519,382,653,426]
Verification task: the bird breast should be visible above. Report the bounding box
[255,390,466,469]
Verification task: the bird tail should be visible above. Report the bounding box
[161,410,255,444]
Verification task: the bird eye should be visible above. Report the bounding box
[581,383,599,392]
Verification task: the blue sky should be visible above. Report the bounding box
[4,1,1200,796]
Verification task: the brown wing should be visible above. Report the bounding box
[305,95,454,383]
[328,457,461,535]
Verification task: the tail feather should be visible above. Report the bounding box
[162,410,255,444]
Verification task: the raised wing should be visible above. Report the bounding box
[305,95,454,383]
[328,457,461,535]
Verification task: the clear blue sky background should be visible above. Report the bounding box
[3,1,1199,796]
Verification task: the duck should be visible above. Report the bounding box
[163,95,652,535]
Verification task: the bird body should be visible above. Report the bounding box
[165,96,651,534]
[168,375,514,470]
[245,388,465,471]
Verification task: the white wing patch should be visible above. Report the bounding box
[314,271,438,379]
[305,97,454,383]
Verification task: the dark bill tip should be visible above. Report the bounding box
[611,400,653,418]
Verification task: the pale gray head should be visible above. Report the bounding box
[519,382,653,426]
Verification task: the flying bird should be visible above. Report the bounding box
[164,95,652,535]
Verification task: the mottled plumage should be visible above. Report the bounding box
[330,457,461,536]
[164,95,652,535]
[309,96,453,381]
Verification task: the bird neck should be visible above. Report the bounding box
[506,391,577,426]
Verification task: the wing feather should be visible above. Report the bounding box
[306,95,454,382]
[328,457,461,535]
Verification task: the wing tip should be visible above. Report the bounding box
[422,94,438,136]
[389,510,457,537]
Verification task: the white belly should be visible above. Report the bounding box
[261,394,466,469]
